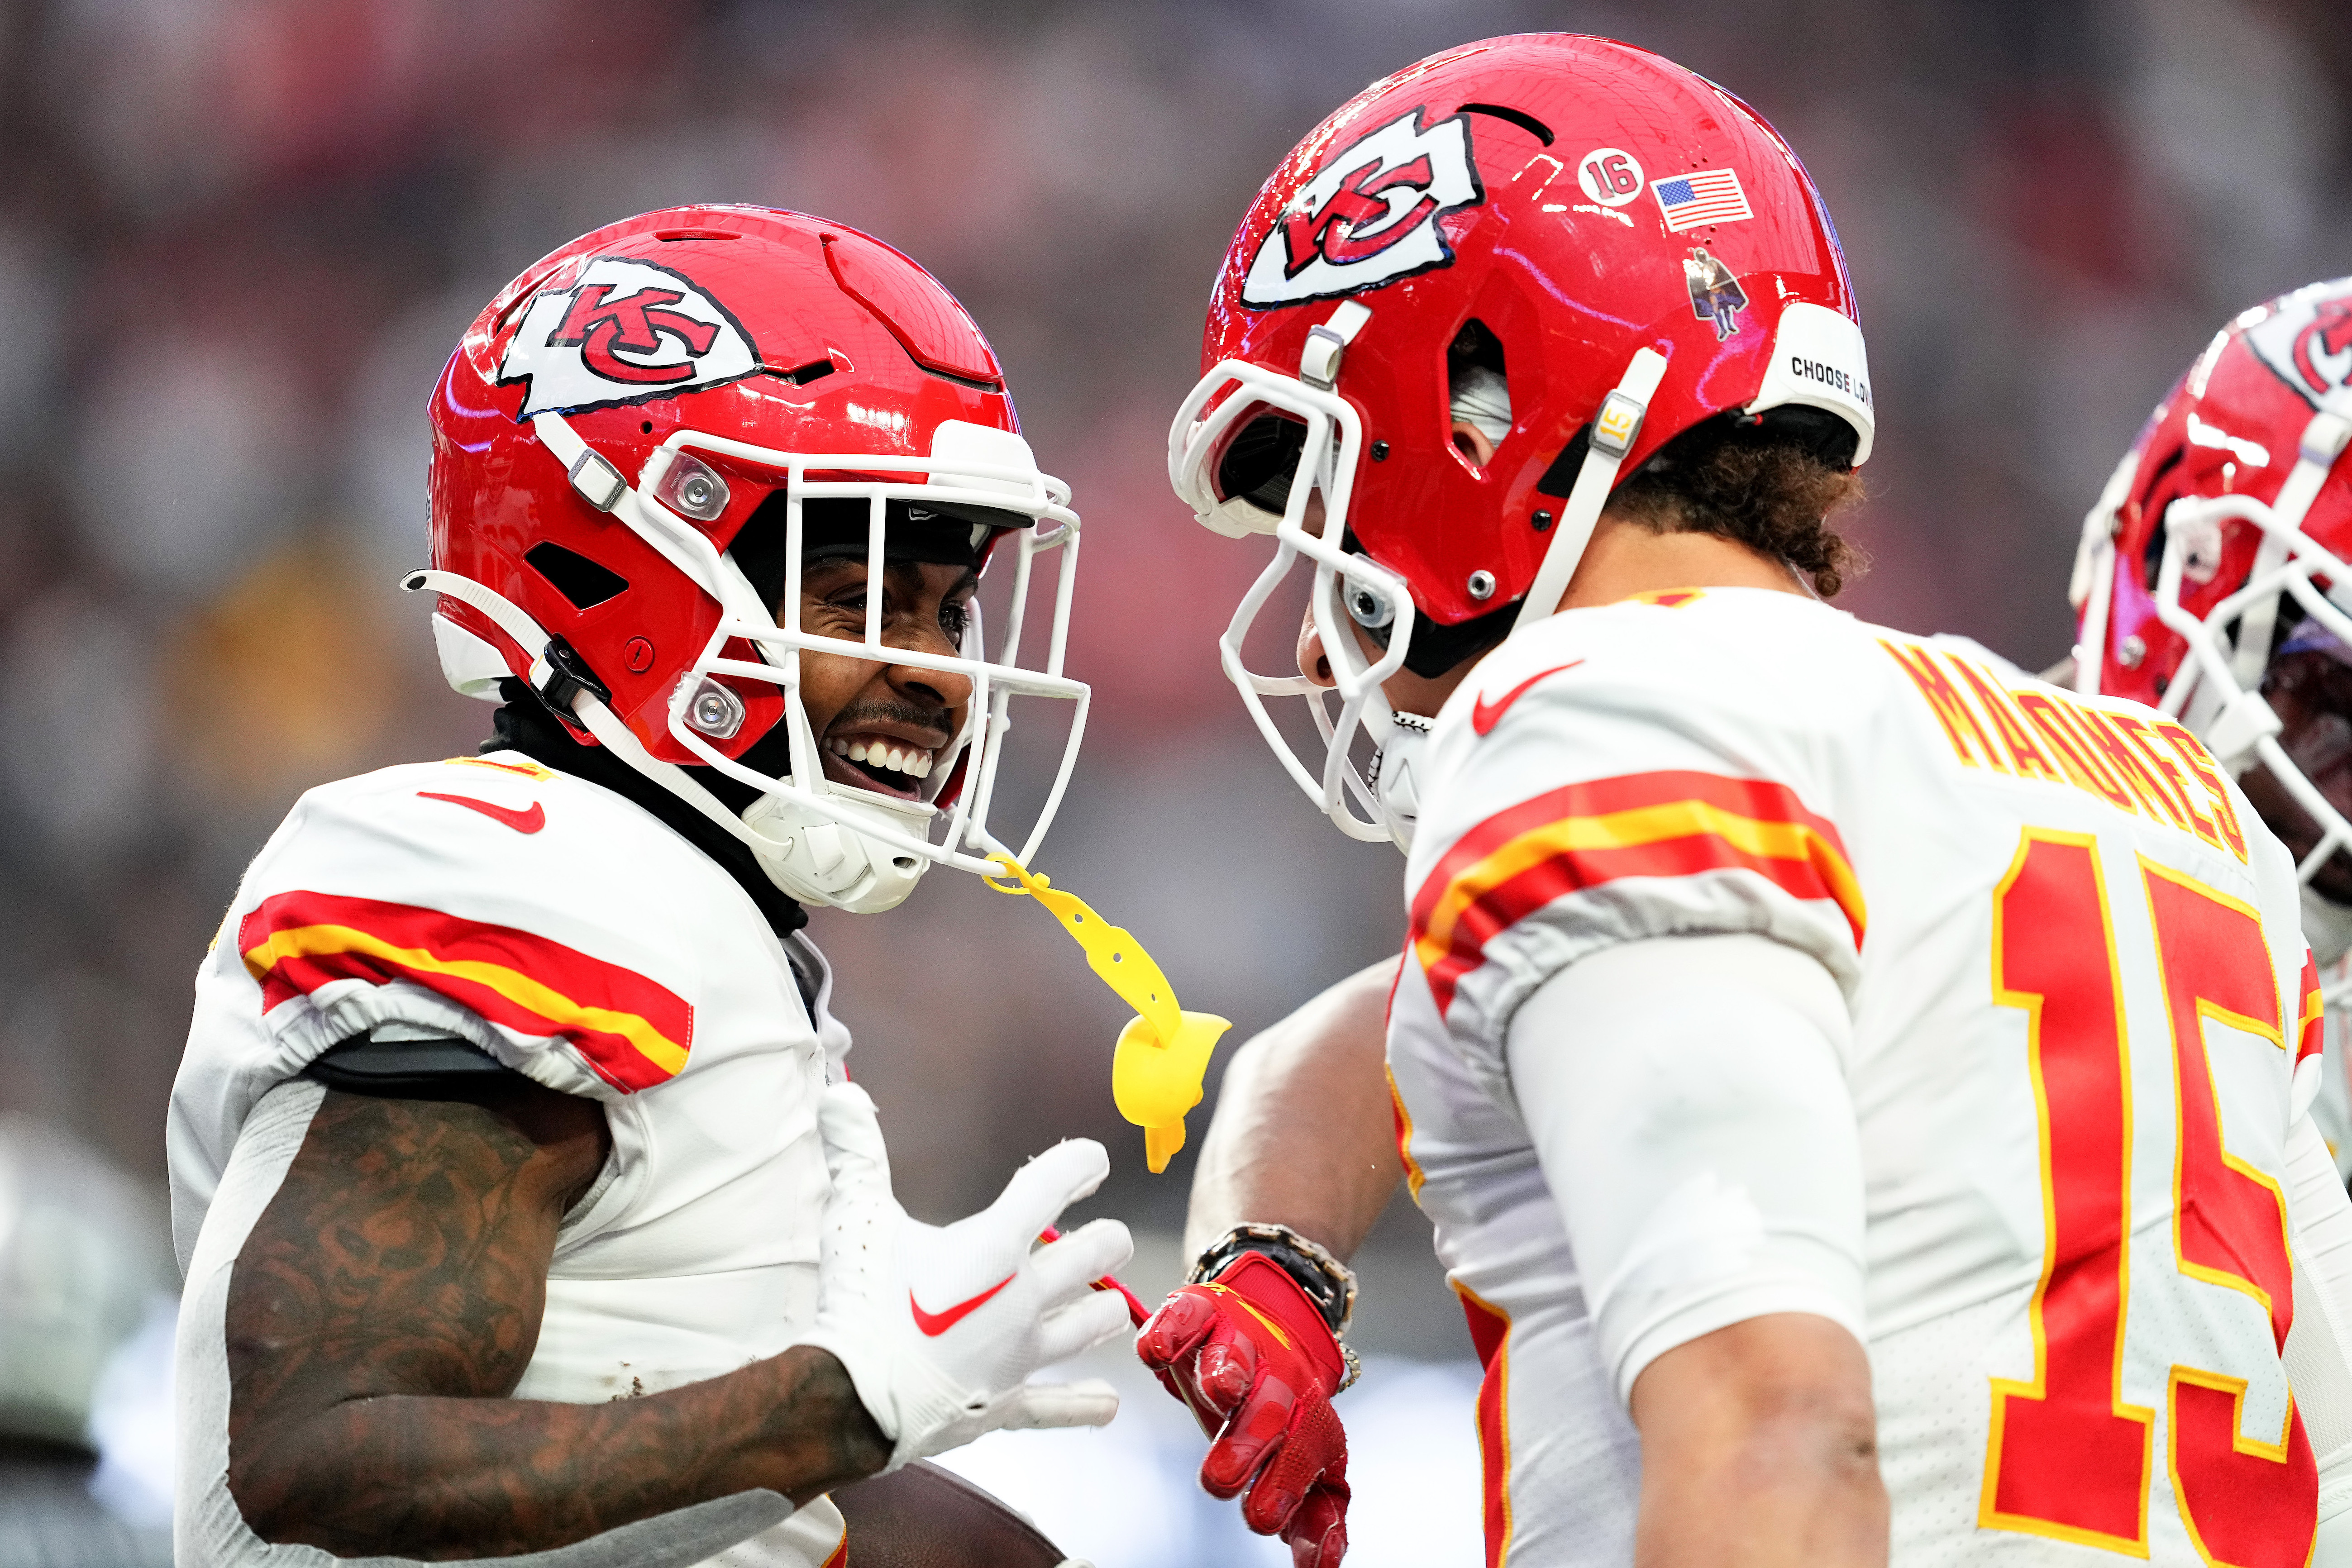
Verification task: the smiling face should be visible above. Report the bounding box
[789,557,978,802]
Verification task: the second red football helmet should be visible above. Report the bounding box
[418,205,1086,912]
[1167,34,1873,844]
[2070,275,2352,967]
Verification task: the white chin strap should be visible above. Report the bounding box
[1369,710,1432,850]
[403,569,930,914]
[1511,348,1670,634]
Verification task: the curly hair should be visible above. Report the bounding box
[1606,411,1867,598]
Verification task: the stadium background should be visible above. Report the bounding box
[1,0,2348,1562]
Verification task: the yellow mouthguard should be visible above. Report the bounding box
[984,853,1231,1172]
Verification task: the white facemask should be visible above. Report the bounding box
[2303,881,2352,971]
[1371,711,1433,852]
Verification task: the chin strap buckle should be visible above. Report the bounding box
[1511,347,1671,635]
[1589,388,1647,459]
[1299,299,1373,390]
[530,635,612,718]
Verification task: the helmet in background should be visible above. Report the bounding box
[0,1115,168,1450]
[424,205,1087,911]
[1167,34,1872,845]
[2070,276,2352,962]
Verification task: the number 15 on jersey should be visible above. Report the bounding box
[1983,829,2314,1565]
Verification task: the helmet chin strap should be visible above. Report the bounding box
[407,567,937,912]
[1509,348,1670,635]
[401,570,779,853]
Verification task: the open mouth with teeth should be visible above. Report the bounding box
[820,733,943,801]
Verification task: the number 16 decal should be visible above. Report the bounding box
[1981,830,2313,1563]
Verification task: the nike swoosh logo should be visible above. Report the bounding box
[910,1275,1014,1337]
[1470,660,1585,736]
[418,792,547,834]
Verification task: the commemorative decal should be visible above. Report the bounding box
[1684,248,1749,341]
[2243,281,2352,410]
[1574,147,1646,208]
[1241,107,1484,308]
[498,256,762,419]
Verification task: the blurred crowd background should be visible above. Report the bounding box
[1,0,2348,1561]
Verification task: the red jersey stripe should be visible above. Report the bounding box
[1410,771,1862,1017]
[238,891,691,1092]
[2300,953,2326,1068]
[1457,1283,1515,1568]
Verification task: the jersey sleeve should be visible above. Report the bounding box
[1405,610,1865,1060]
[213,763,700,1104]
[1509,932,1868,1404]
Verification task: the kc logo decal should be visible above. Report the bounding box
[499,256,761,418]
[2242,281,2352,410]
[1241,107,1484,308]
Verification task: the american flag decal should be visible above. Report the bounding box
[1650,168,1752,232]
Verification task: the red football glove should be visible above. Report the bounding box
[1135,1251,1350,1567]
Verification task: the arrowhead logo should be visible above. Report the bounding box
[1470,661,1584,737]
[498,256,761,419]
[418,792,548,834]
[910,1275,1014,1337]
[1241,108,1484,308]
[2242,279,2352,410]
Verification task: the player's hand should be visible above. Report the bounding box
[796,1082,1134,1471]
[1136,1251,1352,1567]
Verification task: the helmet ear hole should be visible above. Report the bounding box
[525,541,630,610]
[1447,319,1511,462]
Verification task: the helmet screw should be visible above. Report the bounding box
[2118,634,2147,668]
[686,678,746,739]
[1532,510,1554,532]
[625,637,655,673]
[1371,440,1391,461]
[1467,570,1497,601]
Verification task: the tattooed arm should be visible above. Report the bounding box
[224,1080,887,1559]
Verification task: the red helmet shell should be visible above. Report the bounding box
[1200,34,1868,629]
[428,205,1016,765]
[2092,276,2352,705]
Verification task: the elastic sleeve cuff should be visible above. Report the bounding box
[259,977,624,1103]
[1613,1287,1870,1408]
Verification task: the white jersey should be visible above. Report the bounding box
[1387,588,2324,1566]
[2313,969,2352,1181]
[169,751,853,1568]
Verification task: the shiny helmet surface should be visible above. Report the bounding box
[2069,275,2352,967]
[1166,33,1873,845]
[423,204,1085,910]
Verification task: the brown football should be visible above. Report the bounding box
[830,1459,1074,1567]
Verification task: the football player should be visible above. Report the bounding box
[167,206,1134,1568]
[2065,276,2352,1177]
[1138,36,2352,1568]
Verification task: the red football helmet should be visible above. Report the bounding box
[1167,34,1873,845]
[417,205,1085,912]
[2070,276,2352,962]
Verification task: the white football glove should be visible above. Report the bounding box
[796,1082,1134,1472]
